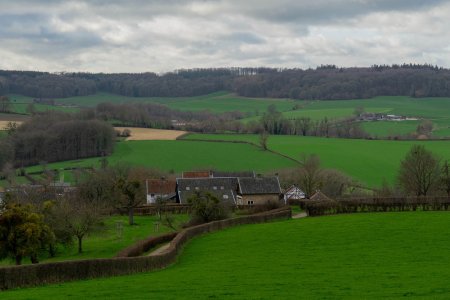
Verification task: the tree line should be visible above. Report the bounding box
[0,111,115,170]
[1,64,450,99]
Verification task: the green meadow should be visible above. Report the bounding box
[53,91,296,113]
[183,133,450,187]
[5,212,450,299]
[23,139,296,176]
[0,215,187,266]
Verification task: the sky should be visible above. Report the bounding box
[1,0,449,73]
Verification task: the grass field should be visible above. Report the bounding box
[5,212,450,299]
[23,139,296,176]
[239,95,450,137]
[361,120,419,137]
[183,133,450,187]
[7,92,450,137]
[0,215,188,266]
[54,91,296,113]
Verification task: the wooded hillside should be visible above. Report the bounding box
[1,64,449,100]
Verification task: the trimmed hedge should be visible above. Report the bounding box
[302,197,450,216]
[115,232,178,257]
[0,207,291,290]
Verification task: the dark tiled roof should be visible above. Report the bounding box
[182,171,211,178]
[238,177,281,195]
[178,190,236,205]
[212,171,255,178]
[147,180,176,194]
[177,177,238,191]
[309,191,333,201]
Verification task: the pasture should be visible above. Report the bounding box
[5,212,450,299]
[183,133,450,187]
[0,215,188,266]
[23,139,296,176]
[53,91,296,113]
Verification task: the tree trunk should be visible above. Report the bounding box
[15,255,22,265]
[128,207,134,225]
[30,253,39,264]
[78,236,83,253]
[49,243,56,257]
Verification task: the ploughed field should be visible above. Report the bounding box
[5,212,450,299]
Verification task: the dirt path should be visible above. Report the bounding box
[292,212,308,219]
[148,243,171,256]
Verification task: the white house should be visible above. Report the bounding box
[283,185,305,204]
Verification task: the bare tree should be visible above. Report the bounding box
[298,154,324,198]
[259,131,269,150]
[398,145,441,196]
[440,160,450,197]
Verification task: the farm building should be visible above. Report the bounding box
[146,179,177,204]
[237,177,282,205]
[175,172,281,206]
[176,177,238,205]
[283,185,306,203]
[182,170,255,178]
[309,190,333,201]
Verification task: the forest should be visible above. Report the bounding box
[1,64,449,99]
[0,112,115,169]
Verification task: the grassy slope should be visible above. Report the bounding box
[183,134,450,187]
[54,91,296,113]
[361,120,419,137]
[24,140,296,175]
[6,212,450,299]
[240,96,450,137]
[0,215,188,266]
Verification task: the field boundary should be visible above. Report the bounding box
[0,207,291,290]
[179,134,302,165]
[301,197,450,216]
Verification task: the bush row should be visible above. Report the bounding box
[0,207,291,290]
[302,197,450,216]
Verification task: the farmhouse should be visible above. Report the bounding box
[175,171,281,206]
[176,177,238,205]
[146,179,177,204]
[237,177,282,205]
[283,185,306,203]
[309,190,333,201]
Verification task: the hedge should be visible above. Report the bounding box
[0,207,291,290]
[302,197,450,216]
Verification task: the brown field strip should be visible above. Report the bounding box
[114,127,187,140]
[0,120,23,130]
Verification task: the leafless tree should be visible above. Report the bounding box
[398,145,441,196]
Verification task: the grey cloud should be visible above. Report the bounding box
[0,0,449,72]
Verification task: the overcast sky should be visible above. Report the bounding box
[1,0,449,73]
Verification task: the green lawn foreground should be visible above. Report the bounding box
[0,214,188,266]
[4,212,450,299]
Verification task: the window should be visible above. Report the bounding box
[247,200,254,205]
[195,187,199,190]
[220,186,224,190]
[151,193,155,197]
[213,186,217,190]
[223,195,229,199]
[186,187,190,191]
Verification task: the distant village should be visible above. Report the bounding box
[357,112,418,122]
